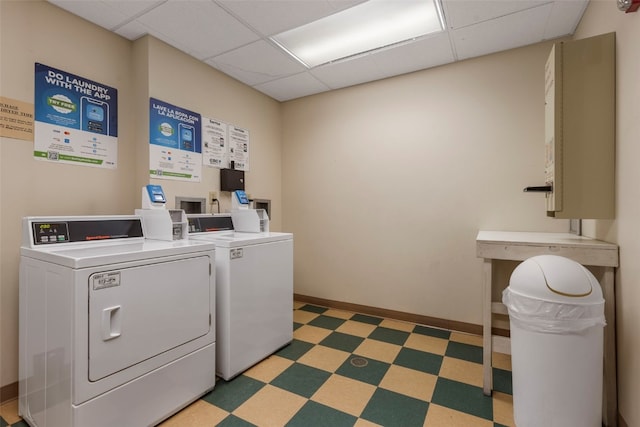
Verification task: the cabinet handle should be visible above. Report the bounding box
[523,186,553,192]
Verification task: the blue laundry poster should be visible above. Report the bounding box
[33,63,118,168]
[149,97,202,182]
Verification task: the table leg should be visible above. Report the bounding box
[602,267,617,427]
[483,258,493,396]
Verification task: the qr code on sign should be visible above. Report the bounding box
[47,151,59,160]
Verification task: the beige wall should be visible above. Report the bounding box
[0,0,282,392]
[282,42,568,324]
[142,37,283,222]
[576,1,640,425]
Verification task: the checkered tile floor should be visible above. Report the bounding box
[1,302,514,426]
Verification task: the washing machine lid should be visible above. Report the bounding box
[188,214,292,247]
[190,231,292,247]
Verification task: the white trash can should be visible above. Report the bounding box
[503,255,605,427]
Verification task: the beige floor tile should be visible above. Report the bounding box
[354,418,384,427]
[233,384,307,427]
[0,399,21,424]
[404,333,449,355]
[293,301,305,309]
[378,365,437,402]
[243,355,294,383]
[492,351,512,370]
[293,324,332,344]
[297,345,351,373]
[449,332,483,347]
[423,404,493,427]
[336,320,377,338]
[311,374,376,417]
[379,318,415,332]
[323,308,354,319]
[438,356,483,388]
[353,339,401,364]
[293,310,320,324]
[158,400,228,427]
[492,391,515,427]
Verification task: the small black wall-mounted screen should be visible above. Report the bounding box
[220,168,245,191]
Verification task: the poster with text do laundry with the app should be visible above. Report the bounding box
[149,98,202,182]
[34,63,118,168]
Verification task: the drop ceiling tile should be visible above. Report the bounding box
[443,0,548,30]
[451,2,553,60]
[310,34,455,90]
[115,20,151,41]
[135,0,260,59]
[206,40,307,86]
[254,72,331,102]
[217,0,366,36]
[48,0,164,31]
[544,0,588,39]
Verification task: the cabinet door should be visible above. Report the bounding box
[88,256,211,381]
[545,32,615,219]
[544,44,561,213]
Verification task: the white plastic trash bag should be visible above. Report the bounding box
[503,287,605,334]
[502,254,605,334]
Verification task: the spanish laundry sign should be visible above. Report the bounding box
[149,97,202,182]
[33,63,118,168]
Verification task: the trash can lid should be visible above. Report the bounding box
[508,255,603,303]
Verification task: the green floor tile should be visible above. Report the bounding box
[413,324,451,340]
[319,331,364,353]
[335,356,390,386]
[293,322,303,330]
[217,415,257,427]
[445,341,483,364]
[299,304,328,314]
[0,417,7,427]
[368,326,410,345]
[351,313,383,325]
[308,315,346,330]
[393,347,443,375]
[285,400,357,427]
[492,367,512,395]
[431,377,493,420]
[276,339,314,360]
[360,388,429,427]
[271,363,331,398]
[203,375,265,412]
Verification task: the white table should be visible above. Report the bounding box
[476,231,619,427]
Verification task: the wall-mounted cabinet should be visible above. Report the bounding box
[544,32,615,219]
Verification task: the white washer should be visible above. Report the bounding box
[188,214,293,380]
[19,216,216,427]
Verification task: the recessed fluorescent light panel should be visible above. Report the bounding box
[271,0,445,68]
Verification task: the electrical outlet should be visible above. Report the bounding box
[208,191,218,203]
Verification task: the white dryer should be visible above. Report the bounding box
[19,216,216,427]
[188,214,293,380]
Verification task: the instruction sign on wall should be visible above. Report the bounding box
[0,96,33,141]
[202,117,228,168]
[228,125,250,171]
[201,117,250,171]
[33,63,118,168]
[149,97,202,182]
